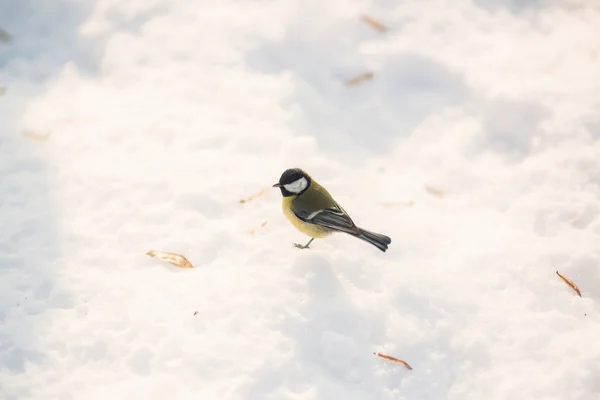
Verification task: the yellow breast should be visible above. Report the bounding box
[282,196,332,238]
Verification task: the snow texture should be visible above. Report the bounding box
[1,0,600,399]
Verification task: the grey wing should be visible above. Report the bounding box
[293,206,361,235]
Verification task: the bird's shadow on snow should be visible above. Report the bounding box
[246,22,469,164]
[243,253,389,399]
[241,253,470,399]
[0,1,104,394]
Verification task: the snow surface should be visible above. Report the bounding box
[2,0,600,399]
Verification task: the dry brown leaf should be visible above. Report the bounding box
[425,185,444,198]
[22,131,50,142]
[361,15,387,32]
[249,219,268,235]
[0,28,11,43]
[147,250,195,269]
[240,187,269,204]
[556,270,582,297]
[570,215,589,228]
[374,352,412,370]
[381,201,414,208]
[346,72,374,87]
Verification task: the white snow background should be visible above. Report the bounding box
[1,0,600,399]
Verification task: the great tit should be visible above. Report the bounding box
[273,168,392,252]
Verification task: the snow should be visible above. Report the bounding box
[1,0,600,399]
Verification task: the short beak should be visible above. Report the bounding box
[272,183,281,188]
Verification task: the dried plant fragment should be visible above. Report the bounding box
[556,270,582,297]
[361,15,387,32]
[346,72,374,87]
[240,188,269,204]
[381,201,414,208]
[147,250,195,269]
[22,131,50,142]
[193,311,198,316]
[425,185,444,198]
[374,352,412,370]
[249,219,268,235]
[0,28,11,43]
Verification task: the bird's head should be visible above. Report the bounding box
[273,168,311,197]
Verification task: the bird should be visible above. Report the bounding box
[272,168,392,252]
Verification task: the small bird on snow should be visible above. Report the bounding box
[273,168,391,252]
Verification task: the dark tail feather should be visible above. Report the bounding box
[353,228,392,252]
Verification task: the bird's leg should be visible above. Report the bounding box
[293,238,314,249]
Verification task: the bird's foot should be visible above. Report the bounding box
[293,238,314,250]
[293,243,310,249]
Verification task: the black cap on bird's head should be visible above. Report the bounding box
[272,168,312,197]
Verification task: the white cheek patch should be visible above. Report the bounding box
[283,177,308,193]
